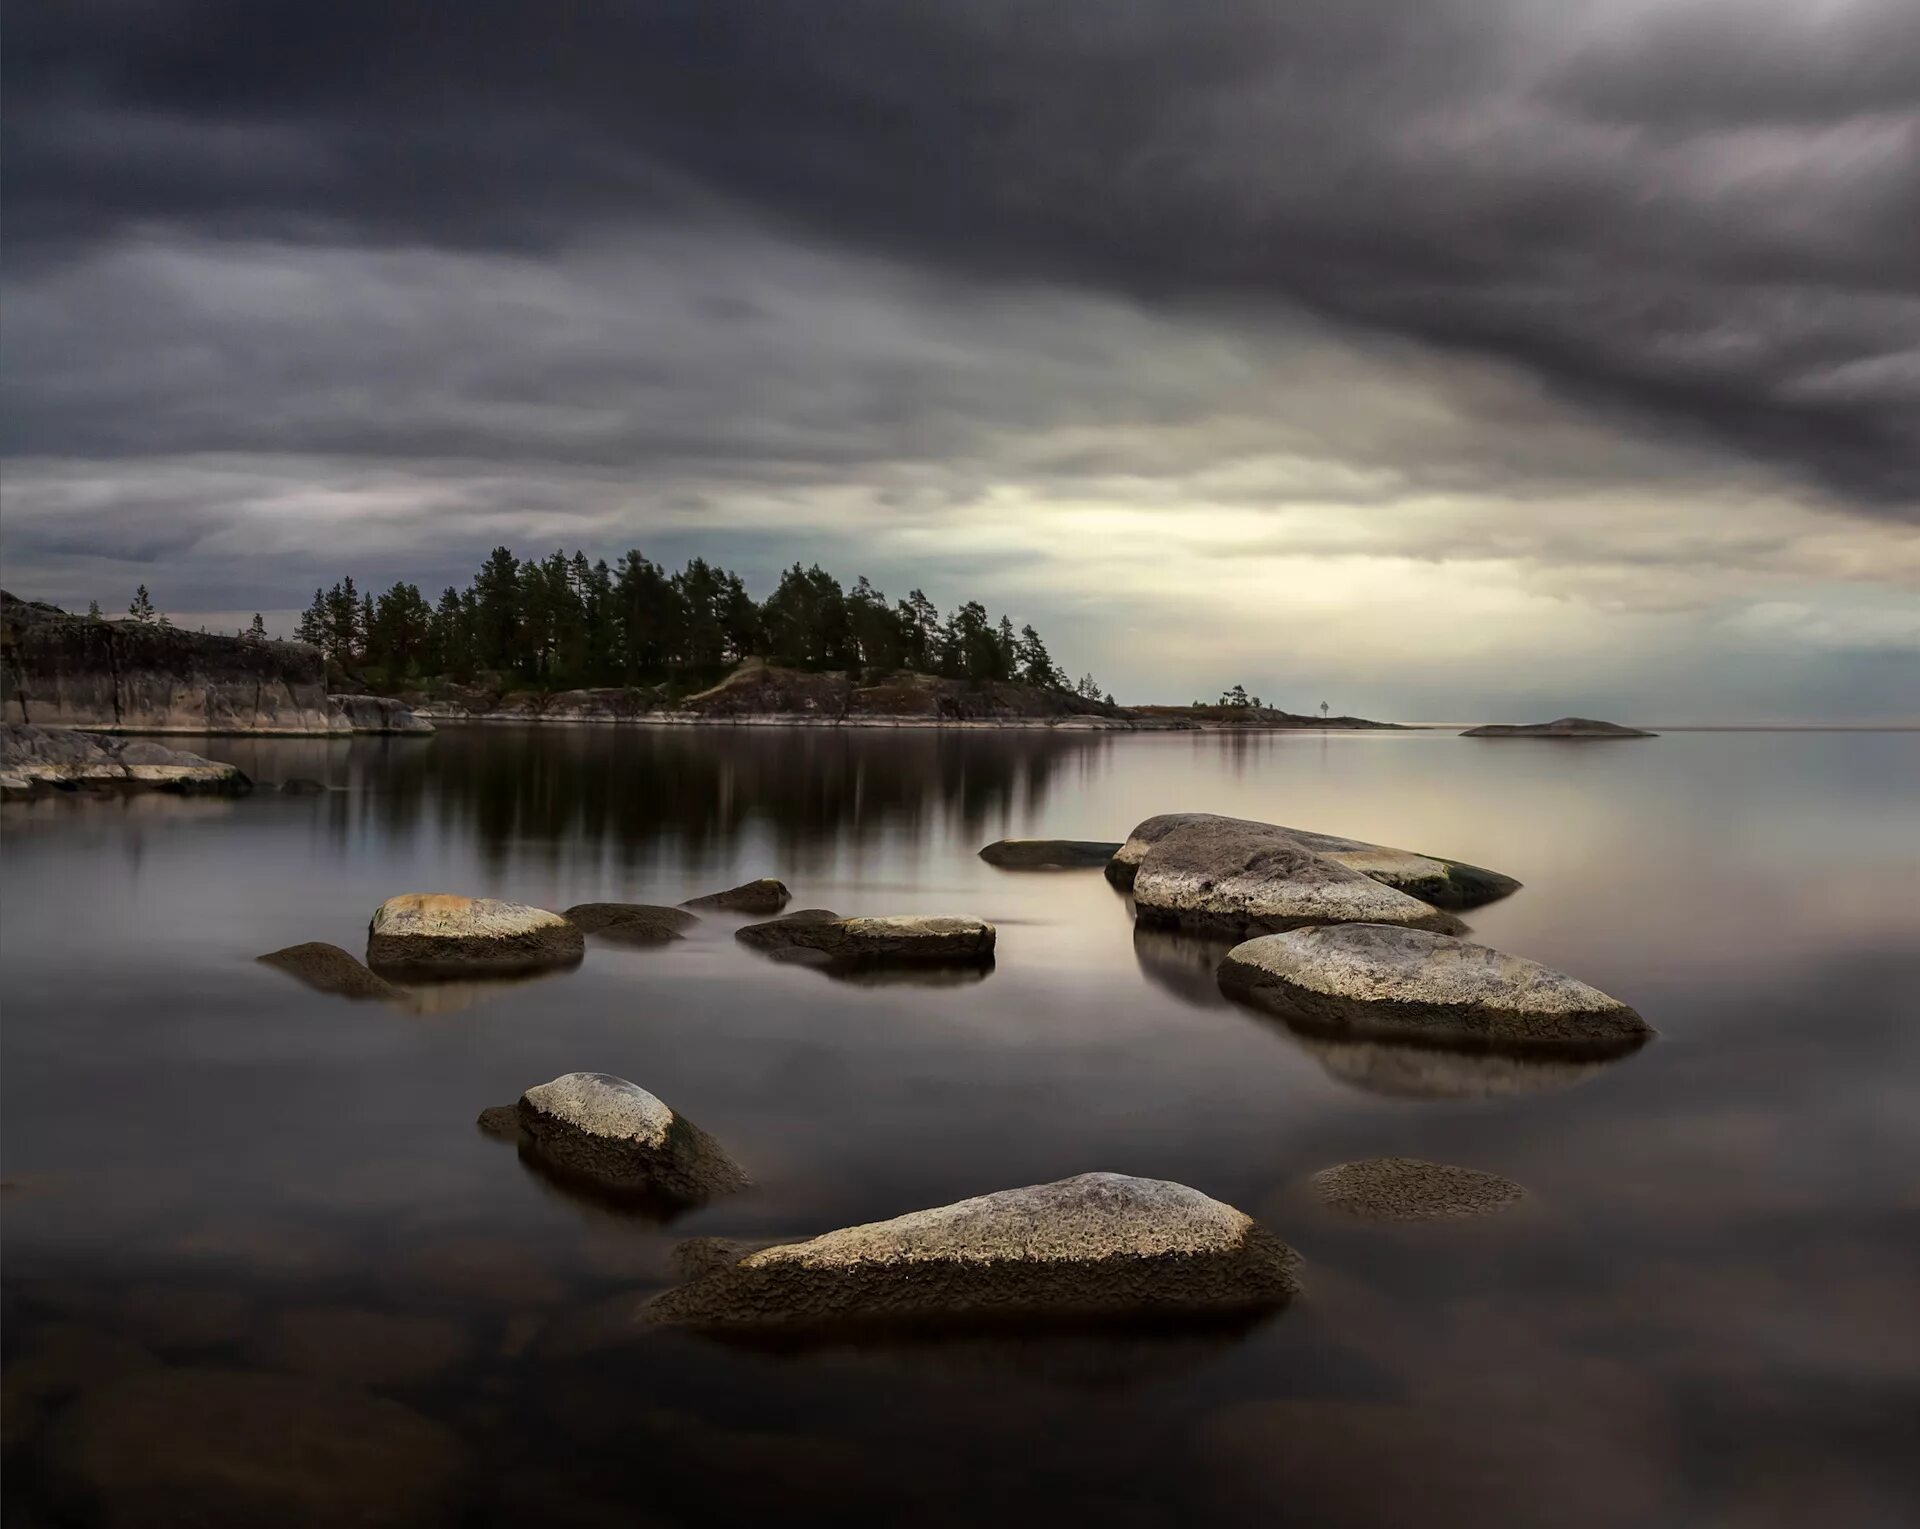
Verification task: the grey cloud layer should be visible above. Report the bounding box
[4,0,1917,508]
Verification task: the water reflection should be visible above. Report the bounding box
[1278,1028,1646,1100]
[1132,924,1239,1010]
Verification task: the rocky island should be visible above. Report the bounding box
[1461,717,1656,738]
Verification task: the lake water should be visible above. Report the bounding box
[4,726,1917,1527]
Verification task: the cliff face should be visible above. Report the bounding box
[1,592,338,735]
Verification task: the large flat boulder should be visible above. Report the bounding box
[562,902,699,944]
[505,1071,748,1204]
[641,1172,1299,1333]
[1129,818,1465,936]
[1107,812,1518,909]
[38,1368,471,1529]
[1218,923,1652,1048]
[1,723,250,798]
[365,893,583,976]
[737,910,996,966]
[1461,717,1655,738]
[978,838,1124,869]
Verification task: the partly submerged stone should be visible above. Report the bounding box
[736,910,996,966]
[506,1071,748,1204]
[1218,923,1651,1049]
[1461,717,1655,738]
[562,902,699,944]
[682,877,791,914]
[0,723,251,798]
[39,1368,471,1529]
[641,1172,1299,1333]
[1107,812,1518,909]
[258,941,402,1001]
[365,894,583,977]
[1310,1158,1524,1221]
[1130,819,1465,937]
[978,838,1124,869]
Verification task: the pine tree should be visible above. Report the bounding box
[246,613,267,643]
[127,585,156,623]
[87,599,103,620]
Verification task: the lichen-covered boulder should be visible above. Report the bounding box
[365,894,583,977]
[1129,819,1464,936]
[736,910,996,966]
[258,942,402,1001]
[978,838,1124,869]
[682,877,791,913]
[1218,923,1652,1048]
[38,1368,471,1529]
[1107,812,1518,909]
[1309,1158,1524,1221]
[562,903,699,944]
[505,1072,747,1204]
[642,1172,1299,1333]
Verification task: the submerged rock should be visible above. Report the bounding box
[39,1368,471,1529]
[682,876,791,913]
[0,723,250,799]
[503,1071,748,1204]
[978,838,1124,869]
[248,1306,472,1387]
[365,894,583,977]
[736,910,996,966]
[278,777,328,794]
[1310,1158,1525,1221]
[1461,717,1656,738]
[1218,923,1651,1048]
[258,941,402,1001]
[561,902,698,944]
[1130,818,1464,936]
[1107,812,1519,909]
[641,1172,1299,1333]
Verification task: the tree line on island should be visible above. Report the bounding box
[272,548,1112,700]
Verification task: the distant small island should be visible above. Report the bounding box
[1461,717,1656,738]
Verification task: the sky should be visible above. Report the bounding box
[2,0,1915,722]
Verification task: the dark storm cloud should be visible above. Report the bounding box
[3,0,1915,511]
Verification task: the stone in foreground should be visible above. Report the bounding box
[1461,717,1655,738]
[1107,812,1519,909]
[562,902,699,943]
[1130,818,1465,936]
[507,1071,748,1204]
[365,893,583,976]
[1310,1157,1525,1221]
[1218,923,1651,1048]
[258,942,402,1001]
[682,876,791,913]
[1,723,250,799]
[737,910,996,966]
[643,1172,1299,1333]
[39,1368,470,1529]
[978,838,1125,869]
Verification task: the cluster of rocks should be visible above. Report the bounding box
[1,723,251,800]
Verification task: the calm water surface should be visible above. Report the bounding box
[4,727,1917,1526]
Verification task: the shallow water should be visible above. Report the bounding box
[4,726,1917,1526]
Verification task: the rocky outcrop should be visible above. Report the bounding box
[683,876,791,914]
[640,1172,1300,1333]
[1107,812,1519,909]
[500,1071,748,1203]
[1461,717,1656,738]
[1309,1157,1525,1221]
[562,902,699,943]
[737,910,997,967]
[2,591,338,734]
[399,685,662,723]
[1129,818,1465,936]
[365,894,584,977]
[978,838,1124,869]
[38,1368,471,1529]
[1,724,250,799]
[326,694,433,735]
[258,942,403,1001]
[676,661,1134,726]
[1218,923,1652,1048]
